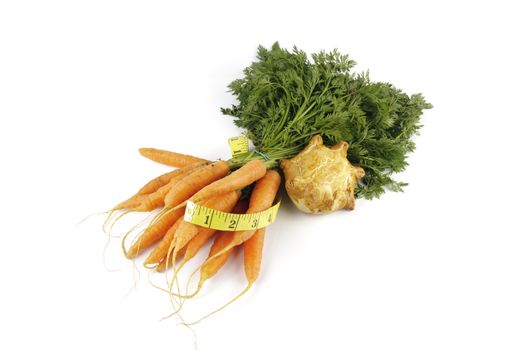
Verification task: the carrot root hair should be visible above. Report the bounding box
[102,223,120,273]
[143,261,160,270]
[168,265,203,299]
[166,244,185,314]
[184,282,253,326]
[199,240,240,268]
[102,209,119,233]
[160,202,187,220]
[76,209,112,227]
[147,268,179,296]
[121,225,147,258]
[104,208,138,235]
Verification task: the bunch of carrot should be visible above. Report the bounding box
[107,148,280,320]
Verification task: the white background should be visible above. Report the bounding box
[1,1,524,349]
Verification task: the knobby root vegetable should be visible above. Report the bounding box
[281,135,365,213]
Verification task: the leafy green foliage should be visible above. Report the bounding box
[222,43,432,199]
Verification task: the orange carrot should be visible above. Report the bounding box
[188,159,266,204]
[134,169,184,196]
[139,148,207,167]
[184,227,266,325]
[177,199,248,272]
[145,191,240,267]
[165,193,240,304]
[142,216,183,265]
[243,227,265,285]
[104,165,204,232]
[136,162,209,196]
[156,246,186,272]
[130,162,207,212]
[112,195,147,211]
[132,186,169,212]
[203,170,280,262]
[112,162,207,212]
[125,207,185,259]
[163,161,230,208]
[184,230,237,299]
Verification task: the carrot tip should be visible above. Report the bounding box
[143,261,159,269]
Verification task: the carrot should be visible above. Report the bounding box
[106,183,176,233]
[243,227,265,285]
[165,193,240,306]
[145,191,240,267]
[188,159,266,204]
[176,199,248,272]
[111,163,207,212]
[125,207,185,259]
[202,170,280,263]
[111,195,146,212]
[163,161,230,208]
[139,148,207,167]
[131,183,170,212]
[184,227,266,325]
[162,192,241,308]
[156,245,186,272]
[134,169,187,196]
[106,167,197,231]
[119,162,203,213]
[183,230,237,299]
[123,162,205,211]
[166,196,244,301]
[104,166,203,232]
[135,162,209,196]
[176,228,215,267]
[113,162,210,210]
[143,217,183,267]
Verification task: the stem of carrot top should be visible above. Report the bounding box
[226,151,279,170]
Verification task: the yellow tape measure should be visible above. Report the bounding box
[228,136,249,157]
[184,200,280,231]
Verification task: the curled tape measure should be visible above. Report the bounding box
[184,199,280,231]
[228,136,249,157]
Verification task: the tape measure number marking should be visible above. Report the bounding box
[184,200,280,231]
